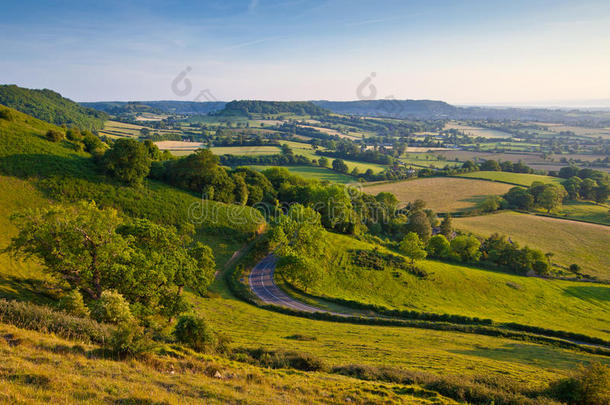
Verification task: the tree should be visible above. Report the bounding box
[504,187,534,210]
[593,182,610,204]
[478,195,502,212]
[563,176,583,199]
[318,157,329,167]
[406,210,432,243]
[427,234,450,258]
[450,235,481,262]
[480,159,500,171]
[101,138,151,185]
[537,184,567,213]
[439,214,453,237]
[46,129,64,142]
[399,232,427,264]
[332,158,349,173]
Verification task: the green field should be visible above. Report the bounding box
[210,145,282,156]
[288,233,610,340]
[248,165,355,184]
[459,171,562,186]
[363,177,514,212]
[455,211,610,280]
[546,201,610,225]
[445,122,514,139]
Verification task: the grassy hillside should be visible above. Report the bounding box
[459,171,562,186]
[0,85,108,130]
[248,165,355,183]
[1,323,453,404]
[363,177,514,212]
[290,233,610,340]
[455,212,610,280]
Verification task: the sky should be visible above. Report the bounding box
[1,0,610,106]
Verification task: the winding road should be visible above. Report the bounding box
[248,255,337,314]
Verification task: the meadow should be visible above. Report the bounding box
[292,233,610,340]
[444,121,514,138]
[363,177,514,212]
[546,201,610,225]
[247,165,355,184]
[459,171,562,186]
[455,211,610,280]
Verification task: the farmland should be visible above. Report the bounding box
[248,165,355,183]
[363,177,514,212]
[455,212,610,280]
[445,121,514,138]
[459,171,562,186]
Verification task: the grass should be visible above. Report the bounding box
[248,165,355,184]
[0,324,453,404]
[459,171,562,186]
[291,232,610,340]
[445,121,514,138]
[100,120,180,139]
[363,177,514,212]
[545,201,610,226]
[455,211,610,280]
[210,146,282,156]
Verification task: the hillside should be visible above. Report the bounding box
[0,85,108,130]
[214,100,328,116]
[82,100,226,115]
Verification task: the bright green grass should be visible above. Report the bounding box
[192,256,609,387]
[459,171,562,186]
[210,145,282,156]
[455,211,610,280]
[545,201,610,226]
[300,233,610,340]
[248,165,355,184]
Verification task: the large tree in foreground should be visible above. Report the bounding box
[101,138,151,185]
[8,201,215,318]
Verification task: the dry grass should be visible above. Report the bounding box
[363,177,514,212]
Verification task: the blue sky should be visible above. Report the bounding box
[1,0,609,104]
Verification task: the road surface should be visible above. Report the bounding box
[248,255,336,314]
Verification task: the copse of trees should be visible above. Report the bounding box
[503,182,568,213]
[100,138,151,185]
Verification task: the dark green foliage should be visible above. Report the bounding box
[174,314,218,352]
[439,214,453,237]
[331,158,349,173]
[45,129,64,142]
[0,85,108,130]
[350,248,428,278]
[0,108,16,121]
[547,362,610,405]
[101,138,151,185]
[216,100,328,116]
[235,347,326,372]
[480,233,550,275]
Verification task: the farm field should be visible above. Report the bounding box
[247,165,354,183]
[445,121,514,138]
[455,211,610,280]
[363,177,514,212]
[299,233,610,340]
[100,120,179,139]
[459,171,562,186]
[546,201,610,225]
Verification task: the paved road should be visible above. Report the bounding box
[249,255,335,314]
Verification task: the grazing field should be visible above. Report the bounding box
[459,171,562,186]
[210,146,281,156]
[363,177,514,212]
[248,165,355,184]
[100,120,180,139]
[445,121,514,138]
[455,211,610,280]
[296,233,610,340]
[547,201,610,226]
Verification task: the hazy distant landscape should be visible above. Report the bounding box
[1,1,609,404]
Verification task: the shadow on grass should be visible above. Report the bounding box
[562,285,610,303]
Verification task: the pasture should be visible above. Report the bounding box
[445,121,514,138]
[459,171,562,186]
[300,233,610,340]
[455,211,610,280]
[363,177,514,212]
[248,165,355,184]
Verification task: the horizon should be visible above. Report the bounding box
[2,0,610,106]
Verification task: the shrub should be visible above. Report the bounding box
[0,108,16,121]
[91,290,134,324]
[174,314,217,352]
[547,362,610,405]
[0,299,111,343]
[59,290,90,318]
[107,320,155,357]
[45,129,64,142]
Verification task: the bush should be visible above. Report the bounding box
[45,129,64,142]
[0,108,16,121]
[107,320,155,357]
[174,314,217,352]
[237,348,326,371]
[91,290,133,324]
[59,290,90,318]
[547,362,610,405]
[0,299,111,343]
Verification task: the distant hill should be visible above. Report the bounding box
[214,100,329,116]
[81,100,226,115]
[312,99,458,119]
[0,85,108,130]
